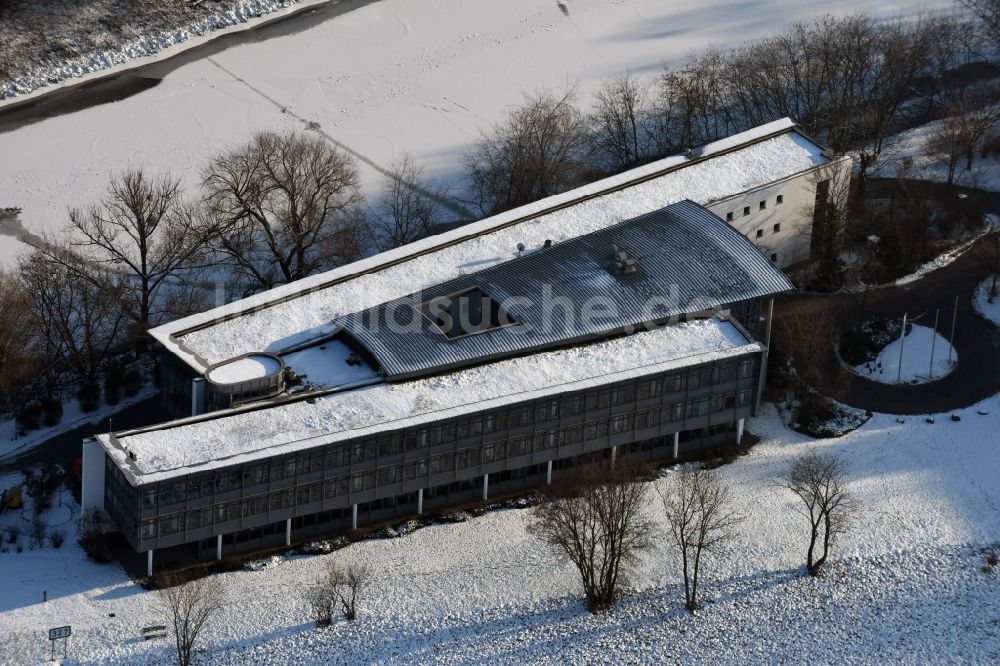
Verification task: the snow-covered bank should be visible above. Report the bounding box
[0,0,949,267]
[853,323,956,384]
[0,1,332,104]
[2,394,999,663]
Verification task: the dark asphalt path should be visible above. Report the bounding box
[0,395,168,475]
[776,179,1000,414]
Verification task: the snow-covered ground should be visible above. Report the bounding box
[974,275,1000,329]
[853,323,956,385]
[0,0,946,268]
[873,116,1000,191]
[2,396,999,663]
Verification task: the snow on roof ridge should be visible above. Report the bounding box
[150,118,802,358]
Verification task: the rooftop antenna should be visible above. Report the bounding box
[543,239,552,248]
[517,242,525,257]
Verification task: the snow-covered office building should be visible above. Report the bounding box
[81,118,844,571]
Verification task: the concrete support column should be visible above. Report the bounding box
[482,474,489,501]
[216,534,222,561]
[672,432,680,459]
[417,488,424,515]
[351,504,358,530]
[736,418,745,444]
[285,518,292,546]
[146,550,153,577]
[546,460,553,485]
[610,445,617,469]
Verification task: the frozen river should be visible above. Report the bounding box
[0,0,946,266]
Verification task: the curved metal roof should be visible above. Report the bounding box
[337,200,792,380]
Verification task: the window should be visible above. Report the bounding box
[770,253,778,263]
[743,206,751,216]
[755,229,764,239]
[739,357,754,378]
[773,223,781,233]
[141,519,156,540]
[419,287,518,339]
[726,211,734,222]
[759,200,766,211]
[776,194,784,204]
[611,414,634,434]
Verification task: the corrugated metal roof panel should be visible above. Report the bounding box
[337,200,792,380]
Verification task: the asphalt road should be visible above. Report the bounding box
[776,179,1000,414]
[0,395,169,476]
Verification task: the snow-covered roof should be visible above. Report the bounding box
[340,200,792,379]
[106,317,761,485]
[151,118,826,373]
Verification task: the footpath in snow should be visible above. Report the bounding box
[1,394,999,663]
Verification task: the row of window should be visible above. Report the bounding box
[138,389,753,539]
[725,194,784,223]
[138,360,756,510]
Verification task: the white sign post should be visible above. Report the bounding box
[48,625,71,661]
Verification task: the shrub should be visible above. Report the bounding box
[50,530,65,548]
[6,524,19,544]
[103,361,125,406]
[793,394,838,435]
[77,380,101,413]
[15,403,40,434]
[79,509,114,563]
[40,397,63,428]
[122,367,143,397]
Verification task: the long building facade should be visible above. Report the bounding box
[80,118,844,573]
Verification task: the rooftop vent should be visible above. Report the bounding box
[611,242,638,275]
[418,287,518,340]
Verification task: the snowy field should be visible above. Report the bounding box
[1,397,999,664]
[873,115,1000,191]
[853,323,956,385]
[0,0,948,268]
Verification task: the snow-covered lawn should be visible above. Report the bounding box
[0,0,946,268]
[974,276,1000,329]
[853,323,956,385]
[873,116,1000,192]
[2,395,999,663]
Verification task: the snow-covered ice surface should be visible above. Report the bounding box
[853,323,956,385]
[160,126,818,370]
[112,318,756,479]
[974,276,1000,329]
[0,0,945,268]
[3,397,1000,663]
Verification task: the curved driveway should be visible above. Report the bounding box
[776,179,1000,415]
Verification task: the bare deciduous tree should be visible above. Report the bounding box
[154,570,227,666]
[368,153,445,250]
[0,270,38,408]
[18,250,128,398]
[465,88,588,215]
[304,559,372,625]
[588,72,653,171]
[931,83,1000,185]
[962,0,1000,45]
[782,452,858,577]
[528,462,653,612]
[657,467,743,611]
[202,130,363,292]
[54,169,208,350]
